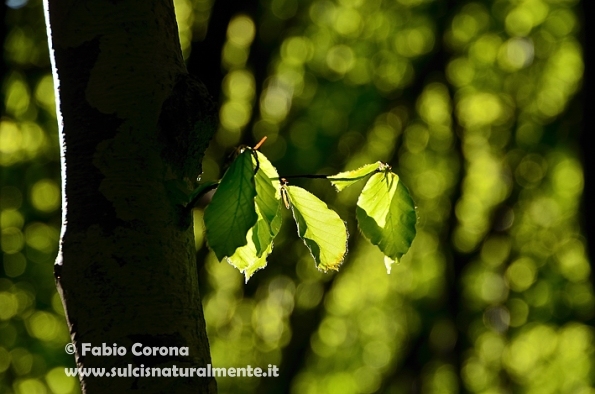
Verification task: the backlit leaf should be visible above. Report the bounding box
[226,151,283,281]
[328,162,383,191]
[253,151,282,247]
[204,149,257,261]
[226,206,274,282]
[356,171,417,273]
[285,185,348,271]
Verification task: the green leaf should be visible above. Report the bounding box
[226,151,283,281]
[285,185,348,271]
[356,171,417,273]
[253,151,282,247]
[204,149,258,261]
[328,162,383,191]
[226,206,274,282]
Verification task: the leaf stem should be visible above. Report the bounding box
[276,174,331,179]
[274,170,381,182]
[253,136,268,150]
[186,181,219,211]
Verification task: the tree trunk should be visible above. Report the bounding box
[44,0,217,392]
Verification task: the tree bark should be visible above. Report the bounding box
[44,0,217,392]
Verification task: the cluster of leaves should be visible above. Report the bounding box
[200,147,417,282]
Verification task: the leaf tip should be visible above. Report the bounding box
[243,271,252,284]
[384,256,398,274]
[317,261,342,273]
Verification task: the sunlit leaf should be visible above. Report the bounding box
[357,171,417,273]
[226,151,283,281]
[204,149,257,261]
[328,162,383,191]
[253,151,282,247]
[226,206,274,282]
[285,185,348,271]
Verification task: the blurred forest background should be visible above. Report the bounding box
[0,0,592,393]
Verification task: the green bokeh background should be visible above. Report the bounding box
[0,0,591,393]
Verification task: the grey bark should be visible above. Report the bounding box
[44,0,217,392]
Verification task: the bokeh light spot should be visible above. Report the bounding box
[506,257,537,292]
[27,311,59,341]
[326,45,355,75]
[1,227,24,254]
[227,15,256,47]
[30,179,60,213]
[46,367,77,394]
